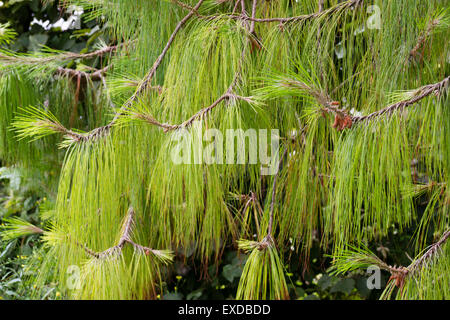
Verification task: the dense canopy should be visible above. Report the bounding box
[0,0,449,300]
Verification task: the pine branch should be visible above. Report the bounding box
[119,39,256,133]
[72,0,206,143]
[352,75,450,123]
[89,27,251,140]
[385,229,450,290]
[235,190,263,237]
[122,90,257,132]
[9,0,204,144]
[319,76,449,130]
[332,229,450,291]
[407,229,450,275]
[33,0,363,145]
[236,237,289,299]
[168,93,256,130]
[0,45,118,67]
[247,0,262,51]
[79,207,174,263]
[1,217,44,241]
[240,0,247,16]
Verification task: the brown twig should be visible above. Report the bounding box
[55,65,111,81]
[240,0,247,16]
[171,0,201,16]
[69,45,118,60]
[232,0,241,14]
[249,0,257,34]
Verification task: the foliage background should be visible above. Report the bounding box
[0,0,447,300]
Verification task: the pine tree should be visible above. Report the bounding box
[0,0,449,300]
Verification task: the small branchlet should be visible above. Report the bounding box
[55,65,111,82]
[0,45,117,68]
[331,229,450,292]
[318,76,449,130]
[12,106,86,145]
[0,217,43,241]
[79,207,174,264]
